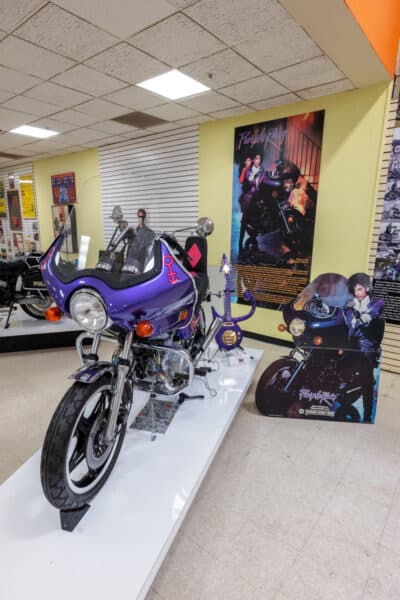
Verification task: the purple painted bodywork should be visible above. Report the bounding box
[40,236,196,336]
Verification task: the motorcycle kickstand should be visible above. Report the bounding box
[4,304,15,329]
[178,392,204,404]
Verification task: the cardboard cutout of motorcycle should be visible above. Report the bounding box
[256,273,385,423]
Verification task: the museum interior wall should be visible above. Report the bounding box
[199,81,392,340]
[33,149,104,268]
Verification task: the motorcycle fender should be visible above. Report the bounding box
[69,362,115,384]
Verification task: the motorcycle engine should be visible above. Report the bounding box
[133,344,194,395]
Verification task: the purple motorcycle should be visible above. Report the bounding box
[39,209,224,511]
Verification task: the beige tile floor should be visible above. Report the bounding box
[1,340,399,600]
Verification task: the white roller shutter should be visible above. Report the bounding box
[98,126,199,241]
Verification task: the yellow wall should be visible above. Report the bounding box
[199,82,391,340]
[33,148,103,267]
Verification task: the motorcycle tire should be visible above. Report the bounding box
[255,358,297,416]
[334,404,361,423]
[20,296,53,320]
[41,374,130,510]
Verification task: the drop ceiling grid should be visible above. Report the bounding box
[0,0,355,162]
[98,126,199,240]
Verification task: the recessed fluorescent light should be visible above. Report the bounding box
[10,125,59,139]
[137,69,210,100]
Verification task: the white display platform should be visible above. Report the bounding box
[0,305,80,337]
[0,348,262,600]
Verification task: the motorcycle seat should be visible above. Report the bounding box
[0,259,28,275]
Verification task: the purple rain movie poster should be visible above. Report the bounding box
[231,110,325,311]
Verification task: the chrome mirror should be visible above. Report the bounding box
[195,217,214,237]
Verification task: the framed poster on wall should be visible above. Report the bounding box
[6,189,22,231]
[0,179,6,217]
[20,174,36,218]
[230,110,325,311]
[51,172,76,205]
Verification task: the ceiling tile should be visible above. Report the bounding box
[74,99,128,119]
[235,20,322,73]
[52,0,176,39]
[210,106,255,119]
[95,135,127,147]
[185,0,288,46]
[177,114,216,126]
[52,65,127,96]
[129,13,223,67]
[0,132,40,149]
[2,95,60,117]
[144,103,200,121]
[181,49,261,89]
[58,128,109,145]
[25,82,91,109]
[179,91,238,113]
[250,93,300,110]
[0,37,75,79]
[90,120,139,135]
[0,0,45,31]
[15,139,72,153]
[0,65,41,94]
[0,90,16,103]
[167,0,199,7]
[85,43,168,84]
[297,79,355,99]
[0,107,36,130]
[271,56,345,90]
[15,4,118,61]
[62,146,87,153]
[49,109,101,127]
[2,143,41,156]
[30,117,77,133]
[220,75,288,104]
[104,85,165,110]
[147,122,180,132]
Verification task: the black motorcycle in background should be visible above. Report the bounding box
[0,253,53,328]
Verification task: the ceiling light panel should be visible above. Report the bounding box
[137,70,209,100]
[10,125,59,138]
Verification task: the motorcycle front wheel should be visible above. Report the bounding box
[41,375,130,510]
[255,358,297,416]
[21,295,53,319]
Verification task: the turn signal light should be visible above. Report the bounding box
[313,336,323,346]
[136,320,154,338]
[337,349,344,356]
[277,323,286,332]
[179,309,189,321]
[288,216,294,223]
[45,306,63,322]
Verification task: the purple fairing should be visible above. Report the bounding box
[40,236,196,336]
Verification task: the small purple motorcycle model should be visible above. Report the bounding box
[39,208,244,516]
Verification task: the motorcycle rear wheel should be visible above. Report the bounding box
[41,375,130,510]
[21,296,53,319]
[255,358,297,416]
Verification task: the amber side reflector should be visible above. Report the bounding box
[136,320,154,338]
[179,309,189,321]
[313,336,323,346]
[45,306,63,322]
[288,216,294,223]
[277,324,286,332]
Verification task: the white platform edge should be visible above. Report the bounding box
[0,348,263,600]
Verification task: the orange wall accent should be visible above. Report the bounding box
[345,0,400,75]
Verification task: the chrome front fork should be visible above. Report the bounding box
[104,330,133,443]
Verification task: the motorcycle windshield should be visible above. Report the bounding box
[293,273,352,315]
[53,205,158,281]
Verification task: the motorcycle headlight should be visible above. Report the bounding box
[289,318,306,337]
[69,289,107,333]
